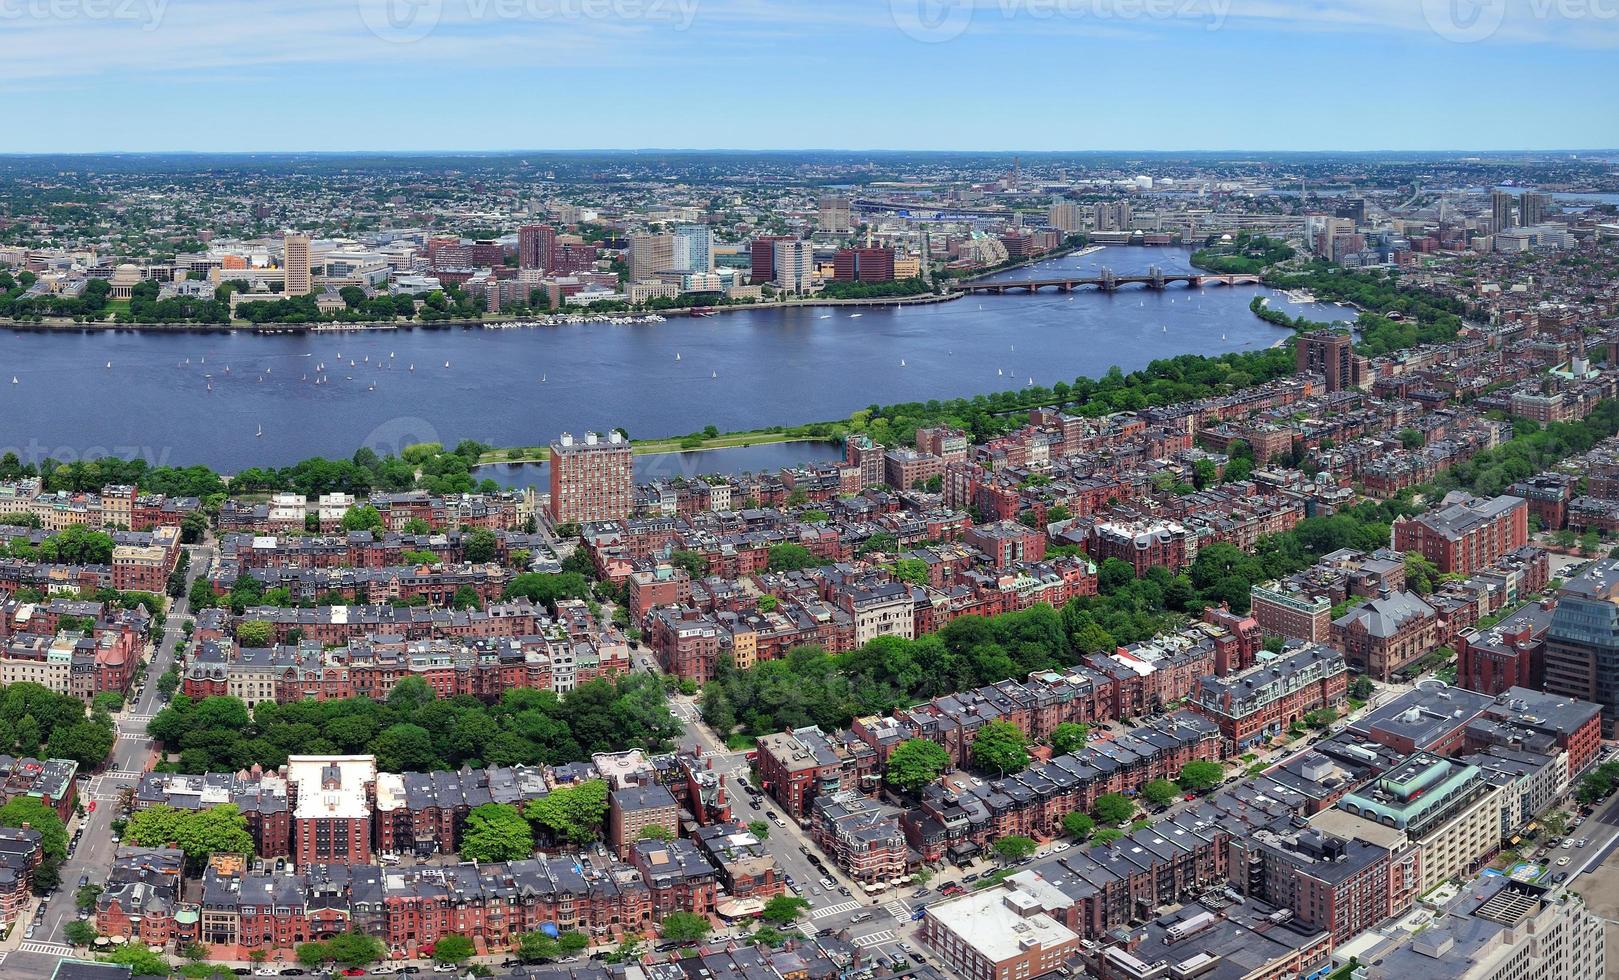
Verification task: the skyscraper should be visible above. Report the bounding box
[518,224,557,270]
[1519,191,1550,227]
[673,224,713,273]
[818,196,853,234]
[549,430,633,525]
[1490,189,1516,233]
[283,234,312,295]
[1543,559,1619,735]
[771,239,814,294]
[1296,329,1356,393]
[629,234,675,280]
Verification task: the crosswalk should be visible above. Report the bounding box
[883,900,910,920]
[811,899,862,920]
[854,930,896,948]
[21,941,77,956]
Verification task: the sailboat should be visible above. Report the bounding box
[675,352,681,361]
[1162,325,1167,333]
[105,361,111,369]
[255,424,263,438]
[849,313,862,319]
[224,365,230,373]
[409,364,415,372]
[10,376,16,385]
[390,351,395,358]
[818,314,832,320]
[444,361,450,369]
[540,374,547,383]
[1221,333,1227,341]
[997,368,1003,376]
[711,370,717,379]
[899,359,906,367]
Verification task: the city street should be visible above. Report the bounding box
[1,543,212,979]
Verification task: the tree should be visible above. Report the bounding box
[326,931,385,967]
[1348,675,1375,700]
[1049,722,1089,755]
[527,779,609,845]
[65,920,98,946]
[760,895,810,925]
[767,543,819,572]
[1142,779,1180,807]
[0,796,66,860]
[747,819,771,840]
[1061,811,1095,839]
[296,941,331,967]
[181,941,210,961]
[1092,828,1126,845]
[433,934,476,964]
[970,720,1030,776]
[1304,708,1339,729]
[885,738,951,794]
[1178,761,1224,792]
[102,946,172,977]
[638,824,675,842]
[1092,793,1134,826]
[993,835,1038,863]
[659,911,713,943]
[464,528,498,564]
[76,883,103,910]
[171,804,255,864]
[460,803,534,862]
[340,505,384,532]
[558,931,589,954]
[517,931,560,962]
[235,619,274,648]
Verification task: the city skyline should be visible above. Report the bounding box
[6,0,1618,153]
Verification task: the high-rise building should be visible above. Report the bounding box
[817,196,852,234]
[1490,189,1516,233]
[1047,201,1083,233]
[518,224,557,270]
[629,234,675,280]
[1519,191,1550,227]
[673,224,713,273]
[1296,329,1356,392]
[283,234,312,295]
[832,246,895,282]
[1543,559,1619,735]
[771,239,814,294]
[1093,200,1133,232]
[548,430,633,525]
[750,235,791,284]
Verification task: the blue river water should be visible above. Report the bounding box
[0,246,1352,475]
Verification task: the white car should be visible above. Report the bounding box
[1053,842,1070,852]
[1557,856,1571,867]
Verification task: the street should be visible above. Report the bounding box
[0,543,213,979]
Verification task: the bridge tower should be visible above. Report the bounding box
[1148,265,1165,290]
[1098,266,1117,292]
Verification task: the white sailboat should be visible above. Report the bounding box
[540,374,547,383]
[255,424,263,438]
[849,313,862,318]
[997,368,1003,376]
[105,361,111,369]
[675,352,681,361]
[899,359,906,367]
[444,361,450,369]
[711,370,717,379]
[10,376,16,385]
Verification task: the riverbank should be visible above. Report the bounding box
[477,428,841,466]
[0,291,963,334]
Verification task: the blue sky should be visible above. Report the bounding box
[7,0,1618,152]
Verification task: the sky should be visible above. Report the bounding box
[6,0,1618,153]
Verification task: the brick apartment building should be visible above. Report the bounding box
[1392,494,1529,575]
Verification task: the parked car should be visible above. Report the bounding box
[1576,838,1588,848]
[1557,856,1571,867]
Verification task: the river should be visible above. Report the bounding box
[0,246,1351,475]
